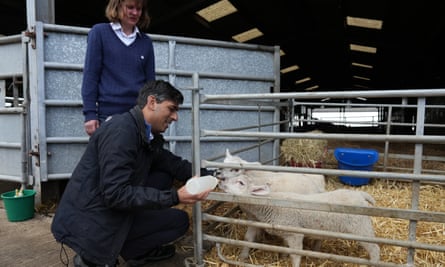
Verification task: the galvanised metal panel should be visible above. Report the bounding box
[45,70,83,100]
[152,41,169,70]
[0,112,23,177]
[168,77,276,163]
[174,44,273,77]
[0,112,22,142]
[176,78,274,103]
[37,24,278,181]
[44,32,86,64]
[44,30,172,70]
[0,40,22,76]
[45,107,85,138]
[0,147,22,177]
[46,144,85,175]
[198,79,273,94]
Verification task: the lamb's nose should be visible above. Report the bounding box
[215,173,225,181]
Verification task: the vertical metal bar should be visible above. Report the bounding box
[289,99,294,132]
[35,0,55,23]
[272,46,280,94]
[167,40,176,85]
[257,104,262,162]
[12,77,19,107]
[21,32,30,187]
[407,97,425,265]
[272,45,281,165]
[167,40,177,153]
[401,97,407,125]
[301,105,305,127]
[191,72,204,266]
[0,80,4,107]
[35,22,48,183]
[383,106,392,172]
[26,0,36,28]
[27,21,45,202]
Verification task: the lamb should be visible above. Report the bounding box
[215,149,326,259]
[216,149,326,193]
[218,174,380,266]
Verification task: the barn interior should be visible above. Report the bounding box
[0,2,444,266]
[1,0,444,134]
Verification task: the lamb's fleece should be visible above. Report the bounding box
[216,149,326,193]
[219,174,380,267]
[216,149,327,259]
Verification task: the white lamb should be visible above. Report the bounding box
[215,149,326,259]
[216,149,326,193]
[218,174,380,266]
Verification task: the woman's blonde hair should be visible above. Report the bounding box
[105,0,150,30]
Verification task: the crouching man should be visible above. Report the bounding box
[51,80,212,267]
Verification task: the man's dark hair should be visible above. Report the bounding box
[137,80,184,108]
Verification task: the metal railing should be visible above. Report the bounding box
[191,88,445,266]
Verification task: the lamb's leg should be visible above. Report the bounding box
[283,233,304,267]
[311,239,322,251]
[239,225,260,259]
[350,218,380,264]
[359,241,380,264]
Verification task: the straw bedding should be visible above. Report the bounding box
[196,178,445,266]
[185,140,445,266]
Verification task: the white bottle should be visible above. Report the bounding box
[185,175,218,194]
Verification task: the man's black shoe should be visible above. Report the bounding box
[126,244,176,266]
[73,254,115,267]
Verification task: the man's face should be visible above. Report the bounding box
[150,99,179,133]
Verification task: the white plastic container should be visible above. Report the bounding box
[185,175,218,194]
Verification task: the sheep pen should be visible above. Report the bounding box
[178,140,445,266]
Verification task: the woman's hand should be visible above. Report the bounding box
[84,119,99,136]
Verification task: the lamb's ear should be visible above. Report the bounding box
[225,149,232,158]
[250,184,271,196]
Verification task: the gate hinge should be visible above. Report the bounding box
[24,28,36,49]
[29,145,40,167]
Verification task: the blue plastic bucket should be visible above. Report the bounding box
[334,148,379,186]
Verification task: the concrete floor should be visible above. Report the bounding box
[0,200,203,267]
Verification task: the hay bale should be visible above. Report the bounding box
[280,130,328,168]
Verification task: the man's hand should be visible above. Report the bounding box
[177,185,211,204]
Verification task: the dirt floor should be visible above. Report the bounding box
[0,198,205,267]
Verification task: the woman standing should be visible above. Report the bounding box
[82,0,155,136]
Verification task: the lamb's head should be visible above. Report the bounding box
[215,149,261,180]
[218,172,271,196]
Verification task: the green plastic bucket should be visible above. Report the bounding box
[1,189,36,222]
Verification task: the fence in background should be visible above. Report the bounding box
[193,89,445,267]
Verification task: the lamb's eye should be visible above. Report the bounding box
[238,180,245,186]
[233,169,239,172]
